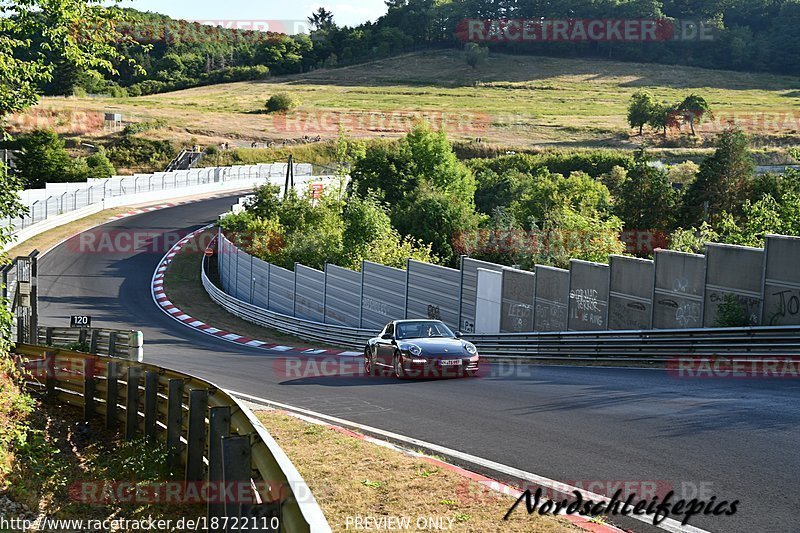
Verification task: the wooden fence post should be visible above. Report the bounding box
[83,358,97,420]
[221,436,251,532]
[144,371,158,438]
[89,330,99,354]
[44,351,56,402]
[166,379,184,470]
[207,406,231,531]
[108,332,117,357]
[186,388,209,482]
[125,366,142,441]
[106,361,119,430]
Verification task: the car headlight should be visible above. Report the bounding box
[407,344,422,356]
[463,342,477,355]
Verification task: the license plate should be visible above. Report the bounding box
[440,360,462,366]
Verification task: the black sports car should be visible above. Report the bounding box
[364,319,480,379]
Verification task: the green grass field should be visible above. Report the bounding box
[23,50,800,149]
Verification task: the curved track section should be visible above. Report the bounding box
[37,194,800,533]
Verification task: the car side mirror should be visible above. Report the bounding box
[455,331,463,338]
[381,333,393,340]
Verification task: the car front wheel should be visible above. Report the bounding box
[393,351,406,379]
[364,348,373,376]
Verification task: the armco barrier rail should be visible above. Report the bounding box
[464,326,800,359]
[13,343,331,532]
[203,252,375,349]
[202,237,800,360]
[38,326,144,361]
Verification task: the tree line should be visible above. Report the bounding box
[15,0,800,98]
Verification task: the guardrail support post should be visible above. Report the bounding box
[125,367,142,441]
[186,388,209,482]
[167,379,184,470]
[106,361,119,430]
[45,351,56,402]
[221,435,251,531]
[144,371,158,438]
[208,406,231,531]
[84,358,97,420]
[108,332,117,357]
[45,327,53,345]
[90,330,99,354]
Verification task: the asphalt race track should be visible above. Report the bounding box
[37,194,800,533]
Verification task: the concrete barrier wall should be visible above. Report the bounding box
[608,255,654,330]
[500,267,536,333]
[268,264,295,316]
[218,235,230,294]
[405,259,461,331]
[324,264,362,327]
[475,268,502,334]
[251,257,270,310]
[294,264,325,322]
[704,243,764,327]
[534,265,569,332]
[214,228,800,335]
[652,250,705,329]
[568,260,609,331]
[762,235,800,325]
[459,257,505,334]
[360,261,406,330]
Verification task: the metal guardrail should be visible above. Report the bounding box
[463,326,800,359]
[38,326,144,361]
[12,343,331,532]
[202,238,800,361]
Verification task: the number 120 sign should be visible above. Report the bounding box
[70,316,91,328]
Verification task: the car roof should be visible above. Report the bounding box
[394,319,445,324]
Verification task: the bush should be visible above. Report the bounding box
[266,92,301,113]
[86,150,116,180]
[12,130,74,189]
[122,119,167,136]
[714,293,750,327]
[106,136,177,172]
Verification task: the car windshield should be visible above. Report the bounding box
[395,321,455,339]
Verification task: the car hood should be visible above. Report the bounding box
[398,337,470,356]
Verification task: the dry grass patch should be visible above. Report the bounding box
[33,50,800,148]
[256,410,579,532]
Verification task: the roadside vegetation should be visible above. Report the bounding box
[0,0,202,525]
[223,120,800,275]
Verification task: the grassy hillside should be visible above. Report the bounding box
[17,50,800,149]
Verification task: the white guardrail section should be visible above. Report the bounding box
[2,163,315,252]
